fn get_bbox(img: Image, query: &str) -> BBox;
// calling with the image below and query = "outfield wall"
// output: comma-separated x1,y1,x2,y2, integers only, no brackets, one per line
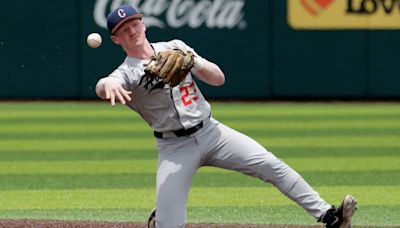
1,0,399,99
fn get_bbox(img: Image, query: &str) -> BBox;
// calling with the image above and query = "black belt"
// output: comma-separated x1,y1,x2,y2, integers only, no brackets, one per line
154,121,204,138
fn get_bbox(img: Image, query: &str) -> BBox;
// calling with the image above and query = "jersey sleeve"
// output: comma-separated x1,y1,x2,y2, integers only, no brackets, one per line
168,39,204,59
107,64,137,91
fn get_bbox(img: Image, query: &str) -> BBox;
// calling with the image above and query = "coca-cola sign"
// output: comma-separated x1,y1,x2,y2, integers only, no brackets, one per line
94,0,247,30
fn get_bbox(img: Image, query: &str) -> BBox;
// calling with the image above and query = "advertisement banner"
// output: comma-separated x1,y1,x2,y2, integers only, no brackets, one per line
93,0,247,30
288,0,400,29
80,0,272,98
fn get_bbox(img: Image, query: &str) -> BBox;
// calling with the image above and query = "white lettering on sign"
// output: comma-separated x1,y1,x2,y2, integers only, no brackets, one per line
94,0,246,29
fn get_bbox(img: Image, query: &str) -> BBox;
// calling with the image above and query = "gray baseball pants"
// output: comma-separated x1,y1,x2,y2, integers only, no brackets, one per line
155,118,331,228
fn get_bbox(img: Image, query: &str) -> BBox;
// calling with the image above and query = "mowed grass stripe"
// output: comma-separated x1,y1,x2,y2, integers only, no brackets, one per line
0,186,399,210
2,145,400,160
223,120,400,130
0,110,136,119
0,131,154,140
3,112,400,123
0,124,150,134
1,101,400,116
0,116,142,125
0,208,153,223
211,102,400,113
0,101,120,112
0,206,398,226
1,136,400,151
2,103,400,116
187,205,400,226
0,121,148,134
2,127,400,139
5,101,393,114
0,156,398,174
272,147,400,158
0,160,157,174
2,121,400,135
0,149,158,161
2,102,400,130
2,118,400,130
0,139,156,151
0,147,399,161
0,170,399,190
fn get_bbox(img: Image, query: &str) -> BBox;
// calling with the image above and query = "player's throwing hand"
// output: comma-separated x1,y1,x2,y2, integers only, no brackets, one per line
96,78,132,106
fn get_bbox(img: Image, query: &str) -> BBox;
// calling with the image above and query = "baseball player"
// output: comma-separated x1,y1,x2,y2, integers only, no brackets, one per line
95,5,357,228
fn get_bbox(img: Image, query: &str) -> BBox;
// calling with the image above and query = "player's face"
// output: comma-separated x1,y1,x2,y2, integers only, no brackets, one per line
112,19,146,50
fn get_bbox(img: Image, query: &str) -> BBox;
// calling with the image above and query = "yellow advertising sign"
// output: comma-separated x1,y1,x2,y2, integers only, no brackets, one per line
288,0,400,29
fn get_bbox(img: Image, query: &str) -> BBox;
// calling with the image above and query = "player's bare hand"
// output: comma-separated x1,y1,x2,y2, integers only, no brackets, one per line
104,84,132,106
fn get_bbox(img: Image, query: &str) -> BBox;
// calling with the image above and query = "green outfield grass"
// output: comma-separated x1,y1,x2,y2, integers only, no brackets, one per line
0,101,399,226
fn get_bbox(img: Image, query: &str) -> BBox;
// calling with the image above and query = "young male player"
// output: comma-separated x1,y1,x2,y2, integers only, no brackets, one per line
96,5,357,228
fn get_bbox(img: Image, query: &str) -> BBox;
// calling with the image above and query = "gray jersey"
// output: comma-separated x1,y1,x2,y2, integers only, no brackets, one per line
106,39,211,132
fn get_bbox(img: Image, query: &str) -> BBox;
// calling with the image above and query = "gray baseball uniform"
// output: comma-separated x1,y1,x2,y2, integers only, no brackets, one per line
98,39,331,227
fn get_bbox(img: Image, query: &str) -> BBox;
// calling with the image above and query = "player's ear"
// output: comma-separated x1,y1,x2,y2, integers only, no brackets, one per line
111,35,120,45
140,19,146,32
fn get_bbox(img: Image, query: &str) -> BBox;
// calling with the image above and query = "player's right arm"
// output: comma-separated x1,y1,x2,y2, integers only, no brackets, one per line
96,77,132,106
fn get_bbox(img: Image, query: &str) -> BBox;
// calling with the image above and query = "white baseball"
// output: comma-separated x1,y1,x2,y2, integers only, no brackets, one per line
87,33,102,48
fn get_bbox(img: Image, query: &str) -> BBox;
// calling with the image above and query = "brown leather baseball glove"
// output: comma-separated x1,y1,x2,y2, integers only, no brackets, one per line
144,49,195,87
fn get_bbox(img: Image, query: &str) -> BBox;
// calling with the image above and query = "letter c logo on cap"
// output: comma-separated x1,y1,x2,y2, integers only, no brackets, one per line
118,9,126,18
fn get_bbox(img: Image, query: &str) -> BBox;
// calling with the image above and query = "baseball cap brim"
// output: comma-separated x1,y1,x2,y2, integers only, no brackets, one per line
111,14,144,34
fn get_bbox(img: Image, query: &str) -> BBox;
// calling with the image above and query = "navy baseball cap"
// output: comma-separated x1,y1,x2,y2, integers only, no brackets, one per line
107,5,144,34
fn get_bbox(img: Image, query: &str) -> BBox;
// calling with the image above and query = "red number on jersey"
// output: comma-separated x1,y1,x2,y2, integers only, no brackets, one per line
180,82,199,106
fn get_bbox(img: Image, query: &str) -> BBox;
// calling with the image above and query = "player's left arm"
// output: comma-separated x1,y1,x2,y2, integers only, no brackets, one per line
191,57,225,86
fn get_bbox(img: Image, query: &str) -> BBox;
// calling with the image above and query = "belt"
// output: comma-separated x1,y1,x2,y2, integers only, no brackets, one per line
154,121,204,139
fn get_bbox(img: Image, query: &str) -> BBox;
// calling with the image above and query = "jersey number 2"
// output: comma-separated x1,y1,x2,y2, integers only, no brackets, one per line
180,82,199,106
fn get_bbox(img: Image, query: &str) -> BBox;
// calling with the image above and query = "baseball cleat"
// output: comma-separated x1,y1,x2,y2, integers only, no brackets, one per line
147,207,156,228
318,195,357,228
